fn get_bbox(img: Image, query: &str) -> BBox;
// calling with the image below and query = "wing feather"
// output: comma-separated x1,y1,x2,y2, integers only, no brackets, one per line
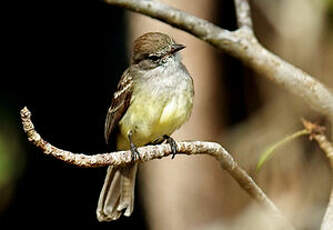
104,69,133,144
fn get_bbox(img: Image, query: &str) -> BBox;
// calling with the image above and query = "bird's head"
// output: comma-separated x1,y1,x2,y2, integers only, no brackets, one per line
131,32,185,69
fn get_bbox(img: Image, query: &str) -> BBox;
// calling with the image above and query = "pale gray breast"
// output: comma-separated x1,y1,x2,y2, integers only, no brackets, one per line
135,57,193,100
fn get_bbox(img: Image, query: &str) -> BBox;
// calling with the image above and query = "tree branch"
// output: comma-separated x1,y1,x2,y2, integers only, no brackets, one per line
20,106,295,229
234,0,253,29
302,120,333,230
106,0,235,44
104,0,333,118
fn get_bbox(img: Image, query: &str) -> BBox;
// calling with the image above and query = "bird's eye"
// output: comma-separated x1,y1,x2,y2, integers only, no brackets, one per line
148,55,159,61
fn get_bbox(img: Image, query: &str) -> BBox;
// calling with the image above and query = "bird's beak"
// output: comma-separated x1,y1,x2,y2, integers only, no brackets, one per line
171,43,186,53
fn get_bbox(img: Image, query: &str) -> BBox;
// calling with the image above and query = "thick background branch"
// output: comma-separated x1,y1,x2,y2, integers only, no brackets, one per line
104,0,333,118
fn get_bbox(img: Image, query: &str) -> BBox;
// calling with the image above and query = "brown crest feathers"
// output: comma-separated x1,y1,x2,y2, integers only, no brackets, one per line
131,32,173,64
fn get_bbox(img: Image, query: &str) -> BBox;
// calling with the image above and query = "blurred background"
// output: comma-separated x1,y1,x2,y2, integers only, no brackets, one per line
1,0,333,229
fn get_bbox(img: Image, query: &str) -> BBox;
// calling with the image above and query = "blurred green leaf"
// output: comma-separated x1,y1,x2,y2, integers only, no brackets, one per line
0,110,26,213
256,129,310,172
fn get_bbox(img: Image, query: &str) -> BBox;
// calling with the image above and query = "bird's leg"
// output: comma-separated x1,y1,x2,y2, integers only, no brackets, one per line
128,130,141,161
163,135,178,159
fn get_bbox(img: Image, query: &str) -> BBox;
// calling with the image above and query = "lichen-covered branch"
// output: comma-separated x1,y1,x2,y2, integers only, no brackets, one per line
20,106,295,229
104,0,333,118
302,119,333,167
302,120,333,230
234,0,253,29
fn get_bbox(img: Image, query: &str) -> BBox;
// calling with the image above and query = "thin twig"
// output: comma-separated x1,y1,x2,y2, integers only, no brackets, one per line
302,119,333,230
302,119,333,167
104,0,333,119
234,0,253,29
20,106,295,229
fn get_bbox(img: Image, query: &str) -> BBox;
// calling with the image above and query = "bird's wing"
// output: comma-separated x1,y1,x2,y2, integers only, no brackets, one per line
104,69,134,144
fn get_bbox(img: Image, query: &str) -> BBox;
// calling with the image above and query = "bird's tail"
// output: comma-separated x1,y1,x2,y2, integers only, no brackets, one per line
96,163,138,221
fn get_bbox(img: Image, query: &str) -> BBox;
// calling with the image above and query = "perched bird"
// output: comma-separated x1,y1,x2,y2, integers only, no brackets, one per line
96,32,194,221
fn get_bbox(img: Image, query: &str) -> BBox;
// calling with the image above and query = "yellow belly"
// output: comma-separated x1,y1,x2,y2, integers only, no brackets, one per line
116,93,193,150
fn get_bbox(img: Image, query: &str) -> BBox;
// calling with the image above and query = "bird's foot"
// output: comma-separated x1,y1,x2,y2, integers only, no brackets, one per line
163,135,178,159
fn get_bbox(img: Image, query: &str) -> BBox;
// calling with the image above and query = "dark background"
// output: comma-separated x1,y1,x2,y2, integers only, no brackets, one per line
1,0,147,228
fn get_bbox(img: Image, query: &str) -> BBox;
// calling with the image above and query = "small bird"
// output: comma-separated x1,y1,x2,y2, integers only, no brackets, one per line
96,32,194,221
